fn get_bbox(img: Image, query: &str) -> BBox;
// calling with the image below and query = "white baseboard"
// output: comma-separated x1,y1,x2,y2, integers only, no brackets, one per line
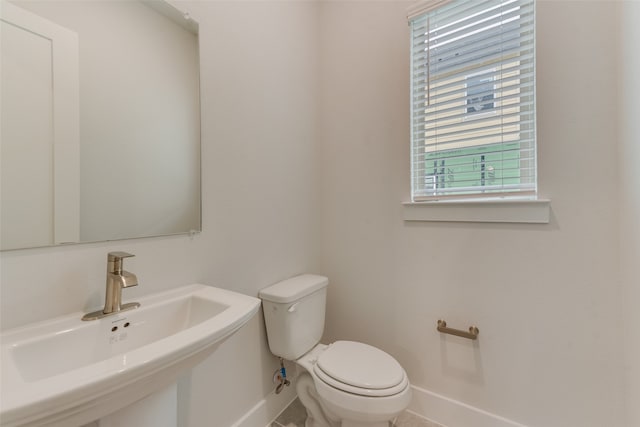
407,385,529,427
228,384,297,427
229,382,527,427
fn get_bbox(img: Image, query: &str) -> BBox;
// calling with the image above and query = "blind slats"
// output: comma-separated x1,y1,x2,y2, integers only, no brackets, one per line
412,63,534,98
412,90,535,123
409,0,536,200
412,147,536,163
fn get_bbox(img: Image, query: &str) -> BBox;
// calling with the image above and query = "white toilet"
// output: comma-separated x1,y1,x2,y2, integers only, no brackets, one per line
259,274,412,427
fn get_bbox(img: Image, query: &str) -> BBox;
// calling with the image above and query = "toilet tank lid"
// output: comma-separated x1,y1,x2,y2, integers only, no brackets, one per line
259,274,328,303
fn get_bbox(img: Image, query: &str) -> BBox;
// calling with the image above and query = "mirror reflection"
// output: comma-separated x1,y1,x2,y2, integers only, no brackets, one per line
1,0,201,251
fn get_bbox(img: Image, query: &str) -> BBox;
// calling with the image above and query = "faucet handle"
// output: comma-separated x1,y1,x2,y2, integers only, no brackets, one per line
108,251,135,261
107,252,135,275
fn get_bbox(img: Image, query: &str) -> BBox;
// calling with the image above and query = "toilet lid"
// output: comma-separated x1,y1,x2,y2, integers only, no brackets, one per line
314,341,406,396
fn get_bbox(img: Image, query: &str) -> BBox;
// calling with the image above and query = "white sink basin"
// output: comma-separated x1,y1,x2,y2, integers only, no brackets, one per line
0,284,261,427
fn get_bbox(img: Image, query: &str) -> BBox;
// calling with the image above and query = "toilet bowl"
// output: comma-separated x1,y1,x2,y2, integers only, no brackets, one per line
259,274,412,427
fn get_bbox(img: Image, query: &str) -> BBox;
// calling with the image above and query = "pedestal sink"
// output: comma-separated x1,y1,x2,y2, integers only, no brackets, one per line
0,284,261,427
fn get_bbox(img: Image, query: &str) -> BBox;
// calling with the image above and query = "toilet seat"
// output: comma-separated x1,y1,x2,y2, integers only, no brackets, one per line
313,341,408,397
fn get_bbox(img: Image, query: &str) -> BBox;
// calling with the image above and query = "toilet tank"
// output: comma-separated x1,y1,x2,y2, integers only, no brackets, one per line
259,274,328,360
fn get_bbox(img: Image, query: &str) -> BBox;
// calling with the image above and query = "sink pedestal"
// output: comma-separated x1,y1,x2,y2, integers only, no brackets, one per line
81,384,177,427
93,383,177,427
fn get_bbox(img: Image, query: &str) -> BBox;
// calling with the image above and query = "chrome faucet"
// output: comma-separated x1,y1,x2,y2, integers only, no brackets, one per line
82,252,140,321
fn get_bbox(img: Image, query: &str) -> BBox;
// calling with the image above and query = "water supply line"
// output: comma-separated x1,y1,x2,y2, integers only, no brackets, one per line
274,357,291,394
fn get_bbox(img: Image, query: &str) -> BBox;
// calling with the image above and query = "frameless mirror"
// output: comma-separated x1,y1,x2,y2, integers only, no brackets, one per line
1,0,201,251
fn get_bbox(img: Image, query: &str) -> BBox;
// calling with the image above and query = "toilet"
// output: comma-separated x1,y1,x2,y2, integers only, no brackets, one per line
259,274,411,427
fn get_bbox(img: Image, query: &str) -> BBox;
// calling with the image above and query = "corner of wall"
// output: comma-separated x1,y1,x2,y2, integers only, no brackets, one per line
619,2,640,426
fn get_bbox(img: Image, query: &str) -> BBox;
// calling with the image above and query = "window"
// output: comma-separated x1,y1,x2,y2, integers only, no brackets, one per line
409,0,536,201
465,71,496,115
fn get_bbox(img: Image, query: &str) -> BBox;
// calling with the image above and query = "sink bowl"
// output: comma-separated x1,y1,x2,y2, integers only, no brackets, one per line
0,284,261,427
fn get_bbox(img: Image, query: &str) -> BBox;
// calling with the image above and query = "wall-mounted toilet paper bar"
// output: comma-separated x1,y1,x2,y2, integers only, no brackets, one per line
437,320,479,340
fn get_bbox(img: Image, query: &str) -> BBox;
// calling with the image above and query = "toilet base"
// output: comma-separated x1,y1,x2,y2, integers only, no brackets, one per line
295,370,403,427
297,372,339,427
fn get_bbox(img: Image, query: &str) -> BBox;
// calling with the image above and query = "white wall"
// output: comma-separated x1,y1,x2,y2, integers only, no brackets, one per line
0,1,319,426
318,1,626,427
175,1,320,425
620,1,640,425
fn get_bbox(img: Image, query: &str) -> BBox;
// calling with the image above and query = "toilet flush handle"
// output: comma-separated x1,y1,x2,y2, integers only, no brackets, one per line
287,303,298,313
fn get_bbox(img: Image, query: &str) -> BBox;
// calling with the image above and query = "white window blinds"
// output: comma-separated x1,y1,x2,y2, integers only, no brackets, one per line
409,0,536,200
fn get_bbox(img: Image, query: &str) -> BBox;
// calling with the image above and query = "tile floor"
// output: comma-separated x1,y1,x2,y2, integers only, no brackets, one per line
270,398,445,427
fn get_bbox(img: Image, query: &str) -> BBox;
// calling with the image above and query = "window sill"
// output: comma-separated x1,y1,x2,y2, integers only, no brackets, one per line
402,198,550,224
